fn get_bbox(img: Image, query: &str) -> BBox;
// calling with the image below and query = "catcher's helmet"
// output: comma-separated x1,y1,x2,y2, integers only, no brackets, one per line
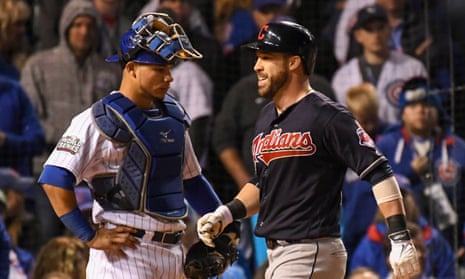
244,21,317,74
106,12,202,66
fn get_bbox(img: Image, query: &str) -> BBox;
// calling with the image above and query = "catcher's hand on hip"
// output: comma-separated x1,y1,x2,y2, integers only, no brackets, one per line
197,205,233,247
388,230,421,278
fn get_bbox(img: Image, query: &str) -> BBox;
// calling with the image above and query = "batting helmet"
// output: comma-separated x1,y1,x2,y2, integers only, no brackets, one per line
244,21,317,74
106,12,202,66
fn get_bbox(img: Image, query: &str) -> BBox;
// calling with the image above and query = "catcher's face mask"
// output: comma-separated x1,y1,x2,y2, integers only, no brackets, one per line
106,12,202,65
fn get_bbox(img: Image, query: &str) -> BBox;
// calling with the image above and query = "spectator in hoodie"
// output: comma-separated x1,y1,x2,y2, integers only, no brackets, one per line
20,0,121,245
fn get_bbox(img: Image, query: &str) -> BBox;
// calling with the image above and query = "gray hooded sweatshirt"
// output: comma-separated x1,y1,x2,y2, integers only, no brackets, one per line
21,0,121,146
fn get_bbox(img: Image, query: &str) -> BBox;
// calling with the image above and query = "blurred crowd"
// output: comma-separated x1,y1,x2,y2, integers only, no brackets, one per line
1,0,465,278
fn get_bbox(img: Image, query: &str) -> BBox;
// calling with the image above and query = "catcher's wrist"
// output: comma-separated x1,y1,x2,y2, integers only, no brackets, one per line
225,198,247,220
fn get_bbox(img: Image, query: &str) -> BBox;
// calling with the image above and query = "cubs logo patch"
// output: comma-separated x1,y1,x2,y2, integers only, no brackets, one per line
252,129,316,166
435,159,461,187
56,136,82,154
384,79,404,107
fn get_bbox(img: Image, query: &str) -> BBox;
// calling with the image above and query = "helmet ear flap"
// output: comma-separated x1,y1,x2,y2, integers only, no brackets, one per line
305,47,317,75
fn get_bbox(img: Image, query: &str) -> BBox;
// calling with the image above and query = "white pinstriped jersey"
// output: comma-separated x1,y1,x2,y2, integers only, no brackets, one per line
332,51,427,124
45,107,202,232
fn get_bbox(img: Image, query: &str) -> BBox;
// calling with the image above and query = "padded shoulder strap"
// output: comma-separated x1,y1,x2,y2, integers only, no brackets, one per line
164,94,191,127
92,97,132,143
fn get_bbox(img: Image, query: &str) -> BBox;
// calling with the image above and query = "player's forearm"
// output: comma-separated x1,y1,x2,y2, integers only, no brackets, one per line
219,148,252,188
42,184,79,216
42,183,96,243
372,176,406,216
234,182,260,218
377,199,405,219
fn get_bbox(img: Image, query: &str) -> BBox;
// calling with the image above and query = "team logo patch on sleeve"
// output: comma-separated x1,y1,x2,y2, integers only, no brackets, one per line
356,126,375,149
56,136,82,154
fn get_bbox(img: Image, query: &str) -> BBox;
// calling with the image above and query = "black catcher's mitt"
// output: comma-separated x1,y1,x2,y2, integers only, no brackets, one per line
184,221,240,279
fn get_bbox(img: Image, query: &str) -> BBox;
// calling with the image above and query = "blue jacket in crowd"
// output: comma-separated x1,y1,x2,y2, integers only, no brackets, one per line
0,75,45,175
350,219,455,278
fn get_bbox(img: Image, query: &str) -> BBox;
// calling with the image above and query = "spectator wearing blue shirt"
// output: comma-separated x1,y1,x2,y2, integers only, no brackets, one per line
350,187,455,278
0,75,45,176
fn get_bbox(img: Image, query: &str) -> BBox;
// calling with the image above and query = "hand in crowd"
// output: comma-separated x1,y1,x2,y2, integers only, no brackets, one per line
410,156,429,175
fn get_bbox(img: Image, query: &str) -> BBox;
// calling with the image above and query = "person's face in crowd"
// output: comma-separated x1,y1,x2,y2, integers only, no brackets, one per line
349,270,380,279
160,0,189,23
253,4,283,28
253,51,291,99
127,62,174,106
355,20,390,55
402,101,439,137
93,0,120,17
5,189,25,219
3,17,28,51
67,15,98,58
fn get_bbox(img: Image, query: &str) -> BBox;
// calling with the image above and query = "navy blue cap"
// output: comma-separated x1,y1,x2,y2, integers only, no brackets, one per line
352,4,388,31
398,77,451,132
253,0,286,9
398,77,444,112
0,168,35,194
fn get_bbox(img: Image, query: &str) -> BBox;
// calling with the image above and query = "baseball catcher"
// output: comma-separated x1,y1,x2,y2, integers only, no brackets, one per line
184,221,240,279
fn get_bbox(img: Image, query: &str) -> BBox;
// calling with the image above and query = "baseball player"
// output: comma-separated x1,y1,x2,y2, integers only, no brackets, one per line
37,12,225,279
197,21,420,278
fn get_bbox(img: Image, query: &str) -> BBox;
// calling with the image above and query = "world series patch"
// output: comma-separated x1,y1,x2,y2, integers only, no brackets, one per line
56,136,82,154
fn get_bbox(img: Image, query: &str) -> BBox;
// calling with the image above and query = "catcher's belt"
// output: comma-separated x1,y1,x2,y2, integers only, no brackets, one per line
103,223,184,244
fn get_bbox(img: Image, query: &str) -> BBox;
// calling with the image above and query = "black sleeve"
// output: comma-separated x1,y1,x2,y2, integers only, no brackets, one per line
363,161,394,185
323,110,387,177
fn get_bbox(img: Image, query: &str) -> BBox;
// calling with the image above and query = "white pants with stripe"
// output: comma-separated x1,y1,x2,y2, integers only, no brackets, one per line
265,237,347,279
86,240,186,279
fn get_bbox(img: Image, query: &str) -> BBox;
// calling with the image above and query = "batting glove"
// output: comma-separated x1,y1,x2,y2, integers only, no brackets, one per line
197,205,233,247
388,230,421,278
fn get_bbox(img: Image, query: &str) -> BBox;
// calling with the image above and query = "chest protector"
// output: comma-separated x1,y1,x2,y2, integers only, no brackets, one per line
91,92,190,219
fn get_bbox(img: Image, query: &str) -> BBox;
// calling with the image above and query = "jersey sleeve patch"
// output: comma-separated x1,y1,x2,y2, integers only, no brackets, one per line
56,135,82,154
355,121,375,149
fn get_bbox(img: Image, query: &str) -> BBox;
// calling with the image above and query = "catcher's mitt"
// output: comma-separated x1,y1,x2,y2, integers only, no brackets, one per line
184,221,240,279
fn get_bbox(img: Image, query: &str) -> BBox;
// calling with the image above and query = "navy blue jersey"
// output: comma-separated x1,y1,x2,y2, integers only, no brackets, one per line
252,91,387,240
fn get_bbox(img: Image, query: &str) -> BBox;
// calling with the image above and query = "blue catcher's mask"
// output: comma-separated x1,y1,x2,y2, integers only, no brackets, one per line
106,12,202,66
